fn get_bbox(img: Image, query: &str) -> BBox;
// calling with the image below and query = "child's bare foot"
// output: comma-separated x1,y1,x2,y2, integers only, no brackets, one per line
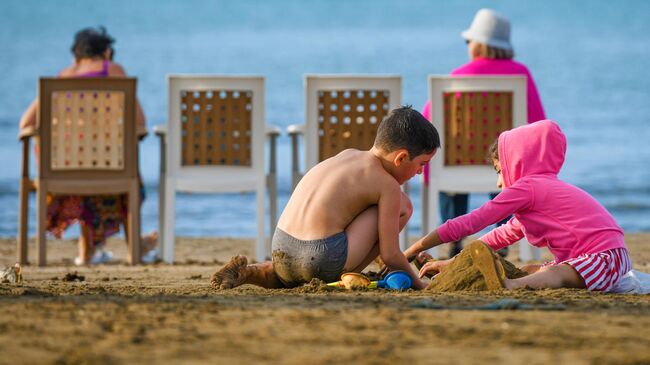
210,255,251,289
140,232,159,264
468,241,507,290
141,232,158,252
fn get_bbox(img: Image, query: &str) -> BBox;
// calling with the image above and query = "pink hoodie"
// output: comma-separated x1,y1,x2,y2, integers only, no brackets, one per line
437,120,626,263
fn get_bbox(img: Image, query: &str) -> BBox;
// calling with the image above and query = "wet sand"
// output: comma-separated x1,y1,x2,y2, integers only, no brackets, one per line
1,234,649,365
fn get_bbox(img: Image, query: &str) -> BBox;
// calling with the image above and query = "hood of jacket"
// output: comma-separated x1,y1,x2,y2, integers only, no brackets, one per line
498,119,566,188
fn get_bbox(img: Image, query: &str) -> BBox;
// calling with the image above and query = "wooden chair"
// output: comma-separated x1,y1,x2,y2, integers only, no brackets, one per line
18,77,142,266
423,75,540,261
154,75,279,264
287,75,411,248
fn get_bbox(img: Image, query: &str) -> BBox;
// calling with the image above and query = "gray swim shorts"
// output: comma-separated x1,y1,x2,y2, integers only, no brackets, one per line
271,228,348,287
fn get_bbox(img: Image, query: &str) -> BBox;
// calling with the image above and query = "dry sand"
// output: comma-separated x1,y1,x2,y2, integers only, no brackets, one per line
1,234,649,365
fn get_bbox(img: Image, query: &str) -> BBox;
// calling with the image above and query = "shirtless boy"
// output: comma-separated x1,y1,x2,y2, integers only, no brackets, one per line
211,106,440,290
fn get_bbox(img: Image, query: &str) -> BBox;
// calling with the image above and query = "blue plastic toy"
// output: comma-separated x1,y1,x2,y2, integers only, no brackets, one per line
376,271,412,290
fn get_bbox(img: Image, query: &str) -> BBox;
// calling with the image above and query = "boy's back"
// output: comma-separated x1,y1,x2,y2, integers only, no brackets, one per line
278,149,397,240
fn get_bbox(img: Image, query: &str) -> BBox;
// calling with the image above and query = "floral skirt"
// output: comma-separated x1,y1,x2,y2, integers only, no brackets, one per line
46,186,145,247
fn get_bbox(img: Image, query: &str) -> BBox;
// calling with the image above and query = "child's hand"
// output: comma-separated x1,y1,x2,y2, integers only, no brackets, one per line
418,258,453,278
412,277,428,290
414,251,434,267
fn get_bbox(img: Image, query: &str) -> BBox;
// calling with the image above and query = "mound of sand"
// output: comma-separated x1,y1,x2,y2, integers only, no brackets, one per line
427,241,528,292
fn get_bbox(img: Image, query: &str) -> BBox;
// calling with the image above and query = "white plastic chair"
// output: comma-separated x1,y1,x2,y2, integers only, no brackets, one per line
423,75,540,261
287,75,411,249
154,75,279,263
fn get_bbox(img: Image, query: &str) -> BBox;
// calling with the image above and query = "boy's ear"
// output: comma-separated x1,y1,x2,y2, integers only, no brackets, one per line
393,149,410,166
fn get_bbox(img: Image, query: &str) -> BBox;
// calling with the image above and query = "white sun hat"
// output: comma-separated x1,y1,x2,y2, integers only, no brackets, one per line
461,8,513,51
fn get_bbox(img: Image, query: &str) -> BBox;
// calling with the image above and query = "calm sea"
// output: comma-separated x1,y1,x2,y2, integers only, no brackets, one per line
1,0,649,239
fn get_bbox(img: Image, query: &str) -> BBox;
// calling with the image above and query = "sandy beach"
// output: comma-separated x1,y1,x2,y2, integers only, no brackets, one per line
0,234,648,365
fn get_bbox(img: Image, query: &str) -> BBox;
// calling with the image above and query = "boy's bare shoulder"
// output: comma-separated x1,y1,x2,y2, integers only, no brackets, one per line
337,149,399,188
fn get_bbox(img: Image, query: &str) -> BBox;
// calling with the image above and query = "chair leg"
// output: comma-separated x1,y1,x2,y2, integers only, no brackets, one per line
161,181,176,264
518,239,541,263
425,184,440,259
36,186,47,267
158,134,166,255
127,182,141,265
256,181,266,263
289,132,301,191
421,181,429,234
18,178,30,265
158,175,166,259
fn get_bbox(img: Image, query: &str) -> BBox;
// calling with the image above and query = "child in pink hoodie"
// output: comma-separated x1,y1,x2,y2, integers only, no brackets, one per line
404,120,632,292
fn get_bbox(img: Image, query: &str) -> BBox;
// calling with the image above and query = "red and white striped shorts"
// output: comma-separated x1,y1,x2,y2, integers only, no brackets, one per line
549,248,632,292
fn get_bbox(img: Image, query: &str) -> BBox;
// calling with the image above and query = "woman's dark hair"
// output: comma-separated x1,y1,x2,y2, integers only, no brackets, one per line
71,26,115,59
374,105,441,159
488,138,499,162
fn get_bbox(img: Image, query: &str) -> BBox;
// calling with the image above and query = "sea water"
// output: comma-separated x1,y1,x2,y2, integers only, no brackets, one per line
0,0,648,239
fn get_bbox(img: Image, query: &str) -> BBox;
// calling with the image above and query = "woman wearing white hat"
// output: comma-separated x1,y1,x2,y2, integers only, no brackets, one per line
421,8,546,258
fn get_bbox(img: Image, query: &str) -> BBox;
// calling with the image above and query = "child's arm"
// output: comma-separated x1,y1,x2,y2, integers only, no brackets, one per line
478,217,525,250
436,182,532,245
18,99,38,137
403,229,443,260
377,183,427,289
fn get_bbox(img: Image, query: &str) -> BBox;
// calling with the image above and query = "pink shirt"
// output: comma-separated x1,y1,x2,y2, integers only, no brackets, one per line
422,58,546,184
437,120,626,263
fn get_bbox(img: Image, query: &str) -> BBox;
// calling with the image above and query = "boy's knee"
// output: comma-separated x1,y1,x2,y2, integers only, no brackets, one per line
400,192,413,218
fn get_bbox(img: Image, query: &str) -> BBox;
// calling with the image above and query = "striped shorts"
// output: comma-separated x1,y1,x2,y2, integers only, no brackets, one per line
548,248,632,292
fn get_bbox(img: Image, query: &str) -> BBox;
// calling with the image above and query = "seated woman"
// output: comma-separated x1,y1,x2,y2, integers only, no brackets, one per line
19,26,157,265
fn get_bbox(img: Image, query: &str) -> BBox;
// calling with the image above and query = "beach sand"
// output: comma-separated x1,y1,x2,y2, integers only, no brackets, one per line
1,234,649,365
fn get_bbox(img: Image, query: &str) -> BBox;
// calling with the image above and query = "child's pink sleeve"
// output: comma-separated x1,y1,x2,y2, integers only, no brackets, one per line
437,181,532,244
479,217,525,250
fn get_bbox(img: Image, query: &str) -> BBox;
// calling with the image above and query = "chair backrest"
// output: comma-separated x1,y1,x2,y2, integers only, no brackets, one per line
167,75,265,188
428,75,527,192
304,75,401,169
38,77,138,181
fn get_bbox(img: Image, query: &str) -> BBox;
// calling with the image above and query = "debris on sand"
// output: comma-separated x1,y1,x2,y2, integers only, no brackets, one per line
411,298,566,311
62,271,85,282
427,241,527,292
0,264,22,284
296,278,336,293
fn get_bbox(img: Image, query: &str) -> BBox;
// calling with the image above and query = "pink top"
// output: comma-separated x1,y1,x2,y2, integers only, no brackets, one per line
437,120,626,263
422,58,546,184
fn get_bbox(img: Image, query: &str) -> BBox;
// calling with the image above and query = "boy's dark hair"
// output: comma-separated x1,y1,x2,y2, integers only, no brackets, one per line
71,26,115,59
374,105,440,158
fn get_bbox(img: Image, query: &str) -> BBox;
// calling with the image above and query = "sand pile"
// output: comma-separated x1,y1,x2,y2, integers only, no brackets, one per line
427,241,527,292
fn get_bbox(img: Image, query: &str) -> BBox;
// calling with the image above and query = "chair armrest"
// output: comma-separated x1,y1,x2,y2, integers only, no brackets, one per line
266,124,281,174
287,124,304,190
266,125,281,137
18,127,37,141
19,132,32,180
153,124,167,138
287,124,304,136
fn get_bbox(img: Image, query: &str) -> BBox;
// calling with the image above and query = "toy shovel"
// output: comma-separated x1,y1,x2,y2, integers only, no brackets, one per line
327,273,371,289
